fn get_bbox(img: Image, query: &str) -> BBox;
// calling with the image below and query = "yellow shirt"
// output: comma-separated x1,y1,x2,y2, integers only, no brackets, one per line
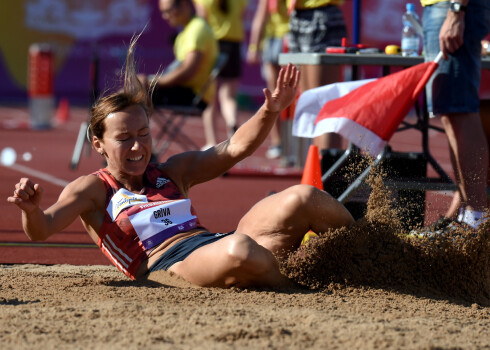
421,0,446,6
265,0,290,39
288,0,344,10
174,17,218,103
193,0,247,42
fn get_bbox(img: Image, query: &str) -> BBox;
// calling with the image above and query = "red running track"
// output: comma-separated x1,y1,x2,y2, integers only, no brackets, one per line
0,105,453,265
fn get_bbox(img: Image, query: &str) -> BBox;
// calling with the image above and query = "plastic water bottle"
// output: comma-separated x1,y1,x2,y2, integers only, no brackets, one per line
401,3,421,57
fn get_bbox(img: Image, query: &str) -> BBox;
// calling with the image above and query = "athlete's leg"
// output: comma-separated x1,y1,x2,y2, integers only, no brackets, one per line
236,184,354,256
169,186,353,289
168,233,292,288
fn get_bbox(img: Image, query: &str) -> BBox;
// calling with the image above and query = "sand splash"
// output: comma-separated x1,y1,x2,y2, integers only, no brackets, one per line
281,170,490,305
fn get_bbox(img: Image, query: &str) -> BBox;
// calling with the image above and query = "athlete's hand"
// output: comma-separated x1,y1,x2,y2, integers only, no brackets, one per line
7,178,43,213
263,63,300,113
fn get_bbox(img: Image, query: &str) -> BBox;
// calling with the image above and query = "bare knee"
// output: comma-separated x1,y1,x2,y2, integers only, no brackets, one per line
282,184,354,228
222,234,279,285
281,184,322,214
226,234,266,270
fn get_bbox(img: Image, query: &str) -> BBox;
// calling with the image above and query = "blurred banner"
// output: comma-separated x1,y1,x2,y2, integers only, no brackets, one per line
24,0,150,39
0,0,488,105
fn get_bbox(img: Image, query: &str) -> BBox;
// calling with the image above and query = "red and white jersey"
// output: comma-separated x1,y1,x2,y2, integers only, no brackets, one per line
92,164,203,280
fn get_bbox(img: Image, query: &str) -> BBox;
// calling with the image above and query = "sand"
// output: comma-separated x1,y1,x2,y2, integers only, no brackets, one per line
0,264,488,349
1,173,489,349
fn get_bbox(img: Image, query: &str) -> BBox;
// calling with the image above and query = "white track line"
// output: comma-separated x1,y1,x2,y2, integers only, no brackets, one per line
0,242,97,248
0,107,30,118
3,163,69,187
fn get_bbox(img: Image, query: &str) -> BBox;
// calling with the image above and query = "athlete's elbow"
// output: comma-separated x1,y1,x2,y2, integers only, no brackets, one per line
24,227,50,242
25,232,47,242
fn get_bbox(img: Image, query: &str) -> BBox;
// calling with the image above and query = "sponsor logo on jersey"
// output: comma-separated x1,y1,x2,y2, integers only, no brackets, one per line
107,188,148,221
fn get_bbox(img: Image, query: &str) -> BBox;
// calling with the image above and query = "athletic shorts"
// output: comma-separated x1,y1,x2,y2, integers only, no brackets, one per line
152,86,207,111
423,0,490,116
218,41,242,79
288,5,347,54
262,37,284,65
146,231,235,272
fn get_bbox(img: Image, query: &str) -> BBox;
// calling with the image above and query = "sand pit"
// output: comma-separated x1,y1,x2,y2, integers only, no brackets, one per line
0,264,489,349
1,172,489,349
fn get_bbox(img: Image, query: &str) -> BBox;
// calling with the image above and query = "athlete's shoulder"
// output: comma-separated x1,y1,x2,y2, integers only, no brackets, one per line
64,173,106,197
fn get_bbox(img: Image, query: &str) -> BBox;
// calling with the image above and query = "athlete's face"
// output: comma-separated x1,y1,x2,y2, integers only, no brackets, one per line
96,104,152,180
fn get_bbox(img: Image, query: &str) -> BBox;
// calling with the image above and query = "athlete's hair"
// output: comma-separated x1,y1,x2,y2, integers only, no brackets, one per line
88,31,156,141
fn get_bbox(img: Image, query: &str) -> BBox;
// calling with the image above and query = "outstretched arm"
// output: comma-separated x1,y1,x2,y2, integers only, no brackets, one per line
226,63,299,154
163,64,300,192
7,176,102,241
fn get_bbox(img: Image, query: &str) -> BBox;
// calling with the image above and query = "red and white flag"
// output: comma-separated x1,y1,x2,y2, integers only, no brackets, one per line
292,59,440,156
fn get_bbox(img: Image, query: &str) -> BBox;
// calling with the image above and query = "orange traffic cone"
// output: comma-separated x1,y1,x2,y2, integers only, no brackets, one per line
55,98,70,123
301,144,324,190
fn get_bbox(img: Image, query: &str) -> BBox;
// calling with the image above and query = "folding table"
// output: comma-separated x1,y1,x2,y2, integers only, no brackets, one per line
278,53,490,222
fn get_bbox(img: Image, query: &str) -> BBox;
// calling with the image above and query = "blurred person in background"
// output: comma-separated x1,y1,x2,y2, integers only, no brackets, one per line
288,0,348,154
247,0,290,160
139,0,217,113
194,0,247,150
414,0,490,233
137,0,219,153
